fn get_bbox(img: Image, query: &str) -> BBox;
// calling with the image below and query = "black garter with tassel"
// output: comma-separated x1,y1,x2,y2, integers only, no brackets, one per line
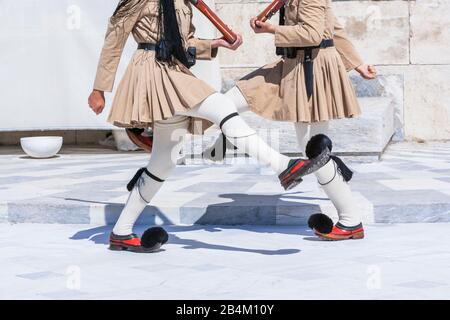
126,168,164,192
127,168,147,192
306,134,353,182
330,155,353,182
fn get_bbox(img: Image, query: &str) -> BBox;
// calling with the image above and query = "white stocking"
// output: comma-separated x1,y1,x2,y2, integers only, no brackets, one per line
226,86,251,114
180,92,290,174
294,122,361,227
112,116,189,236
202,87,253,162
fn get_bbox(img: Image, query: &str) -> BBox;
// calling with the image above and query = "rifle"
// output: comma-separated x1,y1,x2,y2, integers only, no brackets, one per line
256,0,288,22
189,0,237,44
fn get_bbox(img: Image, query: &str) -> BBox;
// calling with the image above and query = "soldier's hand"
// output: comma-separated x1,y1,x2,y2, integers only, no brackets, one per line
88,90,105,115
356,64,377,80
212,33,243,51
251,18,275,34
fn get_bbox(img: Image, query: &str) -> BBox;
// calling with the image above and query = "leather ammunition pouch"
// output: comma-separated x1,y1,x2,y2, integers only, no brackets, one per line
185,47,196,68
155,40,173,61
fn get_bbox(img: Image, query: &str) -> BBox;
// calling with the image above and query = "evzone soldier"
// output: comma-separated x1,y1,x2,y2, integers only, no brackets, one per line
203,0,377,240
88,0,330,252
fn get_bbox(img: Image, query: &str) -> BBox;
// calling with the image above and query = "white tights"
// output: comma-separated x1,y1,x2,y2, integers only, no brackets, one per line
293,122,361,227
113,116,189,236
113,92,291,235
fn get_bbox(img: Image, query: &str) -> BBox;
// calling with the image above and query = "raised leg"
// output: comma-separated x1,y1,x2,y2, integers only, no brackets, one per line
202,86,251,161
181,92,291,174
226,86,251,114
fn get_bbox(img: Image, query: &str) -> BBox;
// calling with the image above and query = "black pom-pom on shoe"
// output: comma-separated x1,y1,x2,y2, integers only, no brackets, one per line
308,213,333,234
141,227,169,250
306,134,333,159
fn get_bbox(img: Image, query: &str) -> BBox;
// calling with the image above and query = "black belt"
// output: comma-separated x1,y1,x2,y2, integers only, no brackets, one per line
138,43,157,51
281,39,334,99
137,43,197,69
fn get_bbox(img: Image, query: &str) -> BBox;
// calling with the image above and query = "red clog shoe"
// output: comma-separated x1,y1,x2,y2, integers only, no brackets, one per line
109,227,169,253
109,233,142,251
315,222,365,241
278,148,330,190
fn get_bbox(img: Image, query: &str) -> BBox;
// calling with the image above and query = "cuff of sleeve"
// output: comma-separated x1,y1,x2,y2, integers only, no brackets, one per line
93,81,113,93
93,85,112,93
195,39,218,60
211,46,219,59
344,56,364,72
93,69,114,93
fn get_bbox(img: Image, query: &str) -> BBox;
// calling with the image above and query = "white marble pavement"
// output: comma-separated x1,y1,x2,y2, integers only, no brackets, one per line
0,222,449,299
0,142,449,225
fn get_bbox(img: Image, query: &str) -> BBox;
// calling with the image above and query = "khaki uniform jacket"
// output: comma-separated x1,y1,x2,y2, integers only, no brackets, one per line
237,0,363,123
93,0,217,131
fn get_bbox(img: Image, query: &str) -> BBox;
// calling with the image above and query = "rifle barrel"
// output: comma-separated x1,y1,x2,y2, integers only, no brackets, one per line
257,0,287,22
189,0,237,44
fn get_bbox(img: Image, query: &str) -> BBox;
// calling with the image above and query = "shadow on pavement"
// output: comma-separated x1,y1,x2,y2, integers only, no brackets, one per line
192,192,325,226
68,188,324,255
70,224,308,256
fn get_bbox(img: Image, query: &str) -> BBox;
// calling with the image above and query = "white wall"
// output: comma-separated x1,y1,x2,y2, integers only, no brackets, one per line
216,0,450,141
0,0,221,131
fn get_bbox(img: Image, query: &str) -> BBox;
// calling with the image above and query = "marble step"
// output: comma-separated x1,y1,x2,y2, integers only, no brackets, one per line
3,154,450,226
1,176,374,227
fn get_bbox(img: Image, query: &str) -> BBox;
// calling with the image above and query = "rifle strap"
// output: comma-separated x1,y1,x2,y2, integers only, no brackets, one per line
275,5,286,56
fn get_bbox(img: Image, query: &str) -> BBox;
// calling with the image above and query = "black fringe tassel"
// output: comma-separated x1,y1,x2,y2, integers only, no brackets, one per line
330,155,353,182
127,167,146,192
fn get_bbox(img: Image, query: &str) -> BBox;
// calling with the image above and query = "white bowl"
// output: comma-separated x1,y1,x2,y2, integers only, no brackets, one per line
20,136,63,158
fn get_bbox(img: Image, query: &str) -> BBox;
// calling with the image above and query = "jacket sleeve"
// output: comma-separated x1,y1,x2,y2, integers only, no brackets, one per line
187,22,218,60
333,15,363,71
93,2,146,92
274,0,326,47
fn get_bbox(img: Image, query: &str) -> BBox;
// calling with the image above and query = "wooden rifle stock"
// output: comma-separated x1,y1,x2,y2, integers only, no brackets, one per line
256,0,287,22
189,0,237,44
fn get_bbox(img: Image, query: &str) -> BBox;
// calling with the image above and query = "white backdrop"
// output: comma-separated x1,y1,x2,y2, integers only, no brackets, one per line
0,0,221,131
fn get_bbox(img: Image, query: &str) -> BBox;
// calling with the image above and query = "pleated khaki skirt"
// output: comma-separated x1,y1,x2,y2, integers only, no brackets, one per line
107,49,216,134
237,47,361,123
